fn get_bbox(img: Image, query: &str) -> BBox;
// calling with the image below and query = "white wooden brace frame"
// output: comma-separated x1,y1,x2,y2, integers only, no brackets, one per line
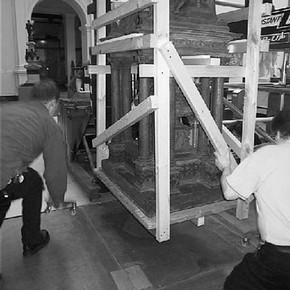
90,0,264,241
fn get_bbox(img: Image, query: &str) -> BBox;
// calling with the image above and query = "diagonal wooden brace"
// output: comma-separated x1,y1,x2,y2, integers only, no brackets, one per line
158,41,237,167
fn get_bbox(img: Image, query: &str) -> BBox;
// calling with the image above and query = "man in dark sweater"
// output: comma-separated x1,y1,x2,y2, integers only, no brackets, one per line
0,79,71,256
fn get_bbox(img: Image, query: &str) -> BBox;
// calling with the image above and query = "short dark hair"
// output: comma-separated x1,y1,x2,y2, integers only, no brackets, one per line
30,79,60,102
271,110,290,139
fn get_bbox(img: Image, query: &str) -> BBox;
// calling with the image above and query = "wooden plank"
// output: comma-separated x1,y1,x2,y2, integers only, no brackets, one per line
92,0,158,30
215,1,244,8
159,42,236,164
87,65,111,75
237,0,263,220
87,65,138,75
191,217,205,227
241,0,262,161
92,95,158,148
91,34,157,55
154,0,170,242
228,39,269,53
95,0,108,169
169,200,237,224
222,125,242,158
139,64,246,78
110,265,152,290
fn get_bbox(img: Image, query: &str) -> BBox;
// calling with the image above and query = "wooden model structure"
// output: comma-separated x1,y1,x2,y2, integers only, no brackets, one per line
87,0,270,242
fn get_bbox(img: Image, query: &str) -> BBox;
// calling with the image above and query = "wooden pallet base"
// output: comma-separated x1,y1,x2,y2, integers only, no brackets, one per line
94,169,237,230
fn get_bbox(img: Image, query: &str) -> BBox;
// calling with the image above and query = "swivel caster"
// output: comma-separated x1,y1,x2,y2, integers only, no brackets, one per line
69,202,77,216
242,231,260,248
44,204,53,214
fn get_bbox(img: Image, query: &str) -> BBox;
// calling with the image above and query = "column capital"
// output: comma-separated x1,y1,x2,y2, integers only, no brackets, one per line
79,24,92,32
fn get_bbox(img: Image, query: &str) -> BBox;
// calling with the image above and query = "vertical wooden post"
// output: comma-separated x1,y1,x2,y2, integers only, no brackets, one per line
236,0,263,219
170,79,176,163
95,0,107,169
154,0,170,242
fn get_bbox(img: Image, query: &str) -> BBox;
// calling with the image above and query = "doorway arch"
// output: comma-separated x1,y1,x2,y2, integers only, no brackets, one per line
14,0,93,87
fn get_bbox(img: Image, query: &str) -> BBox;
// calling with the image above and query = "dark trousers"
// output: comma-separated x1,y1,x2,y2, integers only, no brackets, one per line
224,242,290,290
0,167,43,246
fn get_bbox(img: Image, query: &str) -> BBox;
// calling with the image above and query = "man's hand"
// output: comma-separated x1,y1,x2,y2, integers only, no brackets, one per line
53,201,75,210
46,199,75,211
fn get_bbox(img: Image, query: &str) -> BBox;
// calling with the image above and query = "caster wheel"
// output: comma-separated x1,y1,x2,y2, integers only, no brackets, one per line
45,205,52,214
241,231,260,248
242,236,250,248
69,203,77,216
70,209,77,216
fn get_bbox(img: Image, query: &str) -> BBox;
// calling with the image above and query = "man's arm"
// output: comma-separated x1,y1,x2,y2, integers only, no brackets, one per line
43,129,67,207
215,151,240,201
220,165,240,200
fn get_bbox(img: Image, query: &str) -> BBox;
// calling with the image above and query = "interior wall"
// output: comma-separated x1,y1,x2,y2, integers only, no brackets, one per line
0,0,91,98
1,0,18,96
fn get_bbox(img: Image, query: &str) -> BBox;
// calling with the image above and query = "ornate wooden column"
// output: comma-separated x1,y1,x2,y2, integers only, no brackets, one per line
198,78,211,154
134,75,155,193
120,60,133,141
108,56,133,163
211,78,224,131
138,77,153,162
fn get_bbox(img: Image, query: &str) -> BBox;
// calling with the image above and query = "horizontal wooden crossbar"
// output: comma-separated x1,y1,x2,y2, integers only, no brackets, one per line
91,0,158,30
139,64,246,78
88,64,245,78
92,95,158,147
91,34,157,55
87,65,138,75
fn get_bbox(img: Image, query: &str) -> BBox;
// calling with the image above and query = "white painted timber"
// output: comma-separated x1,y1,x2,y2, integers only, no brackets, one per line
96,0,108,169
92,0,158,30
88,64,245,78
92,95,158,148
154,0,170,242
237,0,263,220
139,64,246,78
222,125,242,158
91,34,157,55
228,39,269,53
87,65,138,75
87,65,111,75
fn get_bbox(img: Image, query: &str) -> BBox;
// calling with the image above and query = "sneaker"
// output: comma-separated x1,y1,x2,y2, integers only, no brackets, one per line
23,229,50,256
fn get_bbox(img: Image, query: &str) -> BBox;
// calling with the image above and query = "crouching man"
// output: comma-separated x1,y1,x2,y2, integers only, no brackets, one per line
215,110,290,289
0,79,72,256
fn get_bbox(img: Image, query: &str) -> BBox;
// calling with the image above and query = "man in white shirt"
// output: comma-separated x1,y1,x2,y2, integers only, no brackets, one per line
215,110,290,290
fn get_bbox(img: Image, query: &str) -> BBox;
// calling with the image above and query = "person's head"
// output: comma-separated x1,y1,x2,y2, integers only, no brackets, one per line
31,79,60,116
271,110,290,143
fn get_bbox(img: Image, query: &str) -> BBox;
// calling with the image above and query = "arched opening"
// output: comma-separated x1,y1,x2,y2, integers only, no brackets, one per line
29,0,86,91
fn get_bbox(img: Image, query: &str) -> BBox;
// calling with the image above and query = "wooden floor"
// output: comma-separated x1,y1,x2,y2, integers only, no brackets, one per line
1,195,258,290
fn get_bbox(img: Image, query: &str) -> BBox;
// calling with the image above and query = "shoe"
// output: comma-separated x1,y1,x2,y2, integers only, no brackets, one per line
23,229,50,256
